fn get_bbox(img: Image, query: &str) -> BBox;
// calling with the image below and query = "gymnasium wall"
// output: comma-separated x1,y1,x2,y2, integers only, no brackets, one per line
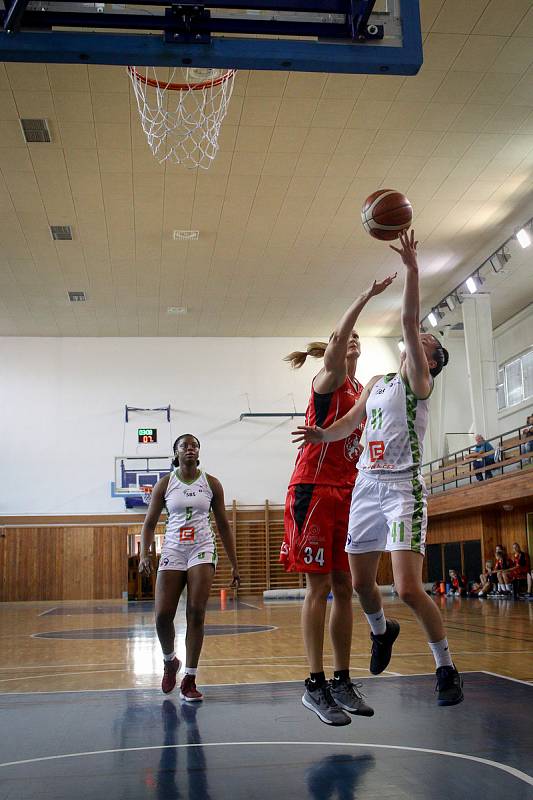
494,304,533,433
0,335,399,514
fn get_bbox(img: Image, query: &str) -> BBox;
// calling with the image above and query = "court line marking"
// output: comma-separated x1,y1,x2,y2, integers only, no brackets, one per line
0,741,531,786
9,673,505,696
0,666,401,683
481,670,533,687
0,669,126,684
2,652,531,672
38,608,59,617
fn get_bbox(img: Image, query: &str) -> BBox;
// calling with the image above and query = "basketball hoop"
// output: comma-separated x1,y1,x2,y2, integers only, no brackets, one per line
127,66,236,169
140,485,153,505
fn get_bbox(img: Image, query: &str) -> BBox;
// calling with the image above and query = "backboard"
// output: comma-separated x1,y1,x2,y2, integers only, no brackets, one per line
112,456,172,509
0,1,422,75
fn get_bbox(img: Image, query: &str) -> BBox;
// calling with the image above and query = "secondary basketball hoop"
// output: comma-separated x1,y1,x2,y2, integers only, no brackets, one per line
140,485,153,505
128,66,236,169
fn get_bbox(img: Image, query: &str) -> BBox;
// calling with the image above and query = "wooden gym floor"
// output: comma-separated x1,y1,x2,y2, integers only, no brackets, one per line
0,594,531,692
1,596,532,799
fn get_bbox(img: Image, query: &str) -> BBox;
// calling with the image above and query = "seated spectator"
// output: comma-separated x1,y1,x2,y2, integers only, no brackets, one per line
498,542,529,597
468,434,495,481
475,560,495,597
490,545,510,595
447,569,466,596
521,414,533,463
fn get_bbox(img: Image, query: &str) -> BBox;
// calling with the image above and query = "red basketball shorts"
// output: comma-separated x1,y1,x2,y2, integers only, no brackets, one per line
280,484,352,574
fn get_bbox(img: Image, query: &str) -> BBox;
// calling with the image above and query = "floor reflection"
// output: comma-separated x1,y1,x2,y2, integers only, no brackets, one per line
307,753,376,800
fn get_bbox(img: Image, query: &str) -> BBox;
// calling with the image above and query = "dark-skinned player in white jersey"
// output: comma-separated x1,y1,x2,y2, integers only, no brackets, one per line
140,434,240,700
281,273,396,726
294,230,463,707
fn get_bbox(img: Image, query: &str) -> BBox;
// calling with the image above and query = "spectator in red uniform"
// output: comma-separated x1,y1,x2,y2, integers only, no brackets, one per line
497,542,529,597
280,273,396,726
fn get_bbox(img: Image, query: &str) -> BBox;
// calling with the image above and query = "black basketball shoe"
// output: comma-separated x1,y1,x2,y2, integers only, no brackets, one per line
369,619,400,675
435,665,464,706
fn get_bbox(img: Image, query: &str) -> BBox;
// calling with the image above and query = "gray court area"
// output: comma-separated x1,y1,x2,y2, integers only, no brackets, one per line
1,674,532,800
33,624,275,640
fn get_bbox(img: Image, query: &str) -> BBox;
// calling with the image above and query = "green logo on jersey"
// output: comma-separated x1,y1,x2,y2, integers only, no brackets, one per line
370,408,383,430
197,552,205,560
185,506,193,522
391,521,405,544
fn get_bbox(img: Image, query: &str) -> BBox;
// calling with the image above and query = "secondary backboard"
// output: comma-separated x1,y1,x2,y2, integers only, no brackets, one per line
112,456,172,509
0,1,422,75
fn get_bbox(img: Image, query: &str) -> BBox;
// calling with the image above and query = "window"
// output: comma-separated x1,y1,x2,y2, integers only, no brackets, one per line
498,348,533,410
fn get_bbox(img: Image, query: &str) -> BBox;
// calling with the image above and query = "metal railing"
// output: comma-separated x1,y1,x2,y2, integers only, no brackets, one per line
422,425,533,495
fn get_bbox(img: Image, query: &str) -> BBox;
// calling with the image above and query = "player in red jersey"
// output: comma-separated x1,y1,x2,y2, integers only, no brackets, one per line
497,542,529,597
280,274,396,726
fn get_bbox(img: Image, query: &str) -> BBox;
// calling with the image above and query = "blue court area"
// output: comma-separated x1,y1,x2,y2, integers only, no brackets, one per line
33,624,274,640
1,674,531,800
39,599,257,616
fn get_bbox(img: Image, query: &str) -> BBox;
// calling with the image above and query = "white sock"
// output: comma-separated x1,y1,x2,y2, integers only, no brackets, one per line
506,584,512,591
163,651,176,662
429,638,453,669
365,609,387,636
185,667,197,676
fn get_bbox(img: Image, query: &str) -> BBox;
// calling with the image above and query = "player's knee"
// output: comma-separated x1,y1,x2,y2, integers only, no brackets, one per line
331,576,352,602
352,576,374,596
396,583,422,606
306,577,331,600
186,604,206,628
155,608,174,629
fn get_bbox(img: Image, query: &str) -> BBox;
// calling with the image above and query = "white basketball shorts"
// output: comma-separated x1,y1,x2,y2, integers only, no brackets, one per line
158,537,218,572
345,471,427,555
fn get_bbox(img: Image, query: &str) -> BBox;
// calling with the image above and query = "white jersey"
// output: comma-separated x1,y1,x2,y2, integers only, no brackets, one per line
163,470,215,547
358,372,431,476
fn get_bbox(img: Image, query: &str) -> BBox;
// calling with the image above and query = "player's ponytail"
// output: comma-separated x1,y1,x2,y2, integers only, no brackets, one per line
284,341,328,369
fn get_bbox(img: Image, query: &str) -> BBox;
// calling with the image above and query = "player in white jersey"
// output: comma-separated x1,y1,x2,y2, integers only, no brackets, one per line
139,434,240,700
293,230,463,707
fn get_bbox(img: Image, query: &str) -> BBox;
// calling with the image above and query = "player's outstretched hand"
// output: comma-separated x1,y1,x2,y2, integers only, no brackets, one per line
292,425,324,446
367,272,397,297
390,228,418,270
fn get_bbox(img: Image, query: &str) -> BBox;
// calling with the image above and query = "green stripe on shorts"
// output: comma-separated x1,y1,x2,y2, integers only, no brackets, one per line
405,383,423,553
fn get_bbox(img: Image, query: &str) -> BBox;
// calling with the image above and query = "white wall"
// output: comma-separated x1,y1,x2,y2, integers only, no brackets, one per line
0,336,399,514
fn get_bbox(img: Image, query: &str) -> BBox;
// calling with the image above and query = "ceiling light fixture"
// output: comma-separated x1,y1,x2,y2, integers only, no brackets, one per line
516,227,531,249
423,214,532,326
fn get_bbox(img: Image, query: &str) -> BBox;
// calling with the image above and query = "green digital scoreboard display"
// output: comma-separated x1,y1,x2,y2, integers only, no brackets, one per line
138,428,157,444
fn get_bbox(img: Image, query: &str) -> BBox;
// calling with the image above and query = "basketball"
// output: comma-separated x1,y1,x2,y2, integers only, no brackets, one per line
361,189,413,241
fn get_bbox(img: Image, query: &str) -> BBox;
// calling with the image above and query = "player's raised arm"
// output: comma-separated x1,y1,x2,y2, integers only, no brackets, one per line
320,277,396,389
390,229,432,399
292,376,382,446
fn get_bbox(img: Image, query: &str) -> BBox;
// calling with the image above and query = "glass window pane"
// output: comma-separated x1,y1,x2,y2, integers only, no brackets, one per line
505,358,523,406
522,350,533,401
497,384,506,410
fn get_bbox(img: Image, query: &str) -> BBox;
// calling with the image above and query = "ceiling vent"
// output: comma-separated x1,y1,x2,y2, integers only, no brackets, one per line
173,230,199,241
20,118,51,143
50,225,73,241
68,291,87,302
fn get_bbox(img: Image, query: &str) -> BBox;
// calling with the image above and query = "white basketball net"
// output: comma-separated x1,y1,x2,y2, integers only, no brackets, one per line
140,486,153,505
128,66,236,169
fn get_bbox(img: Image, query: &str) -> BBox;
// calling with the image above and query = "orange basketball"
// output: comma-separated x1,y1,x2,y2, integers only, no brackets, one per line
361,189,412,241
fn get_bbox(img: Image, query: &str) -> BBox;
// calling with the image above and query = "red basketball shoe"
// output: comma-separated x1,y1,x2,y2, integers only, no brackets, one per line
161,657,181,694
180,673,203,702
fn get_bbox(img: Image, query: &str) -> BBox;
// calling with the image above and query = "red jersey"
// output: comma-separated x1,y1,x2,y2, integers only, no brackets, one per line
289,375,365,489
